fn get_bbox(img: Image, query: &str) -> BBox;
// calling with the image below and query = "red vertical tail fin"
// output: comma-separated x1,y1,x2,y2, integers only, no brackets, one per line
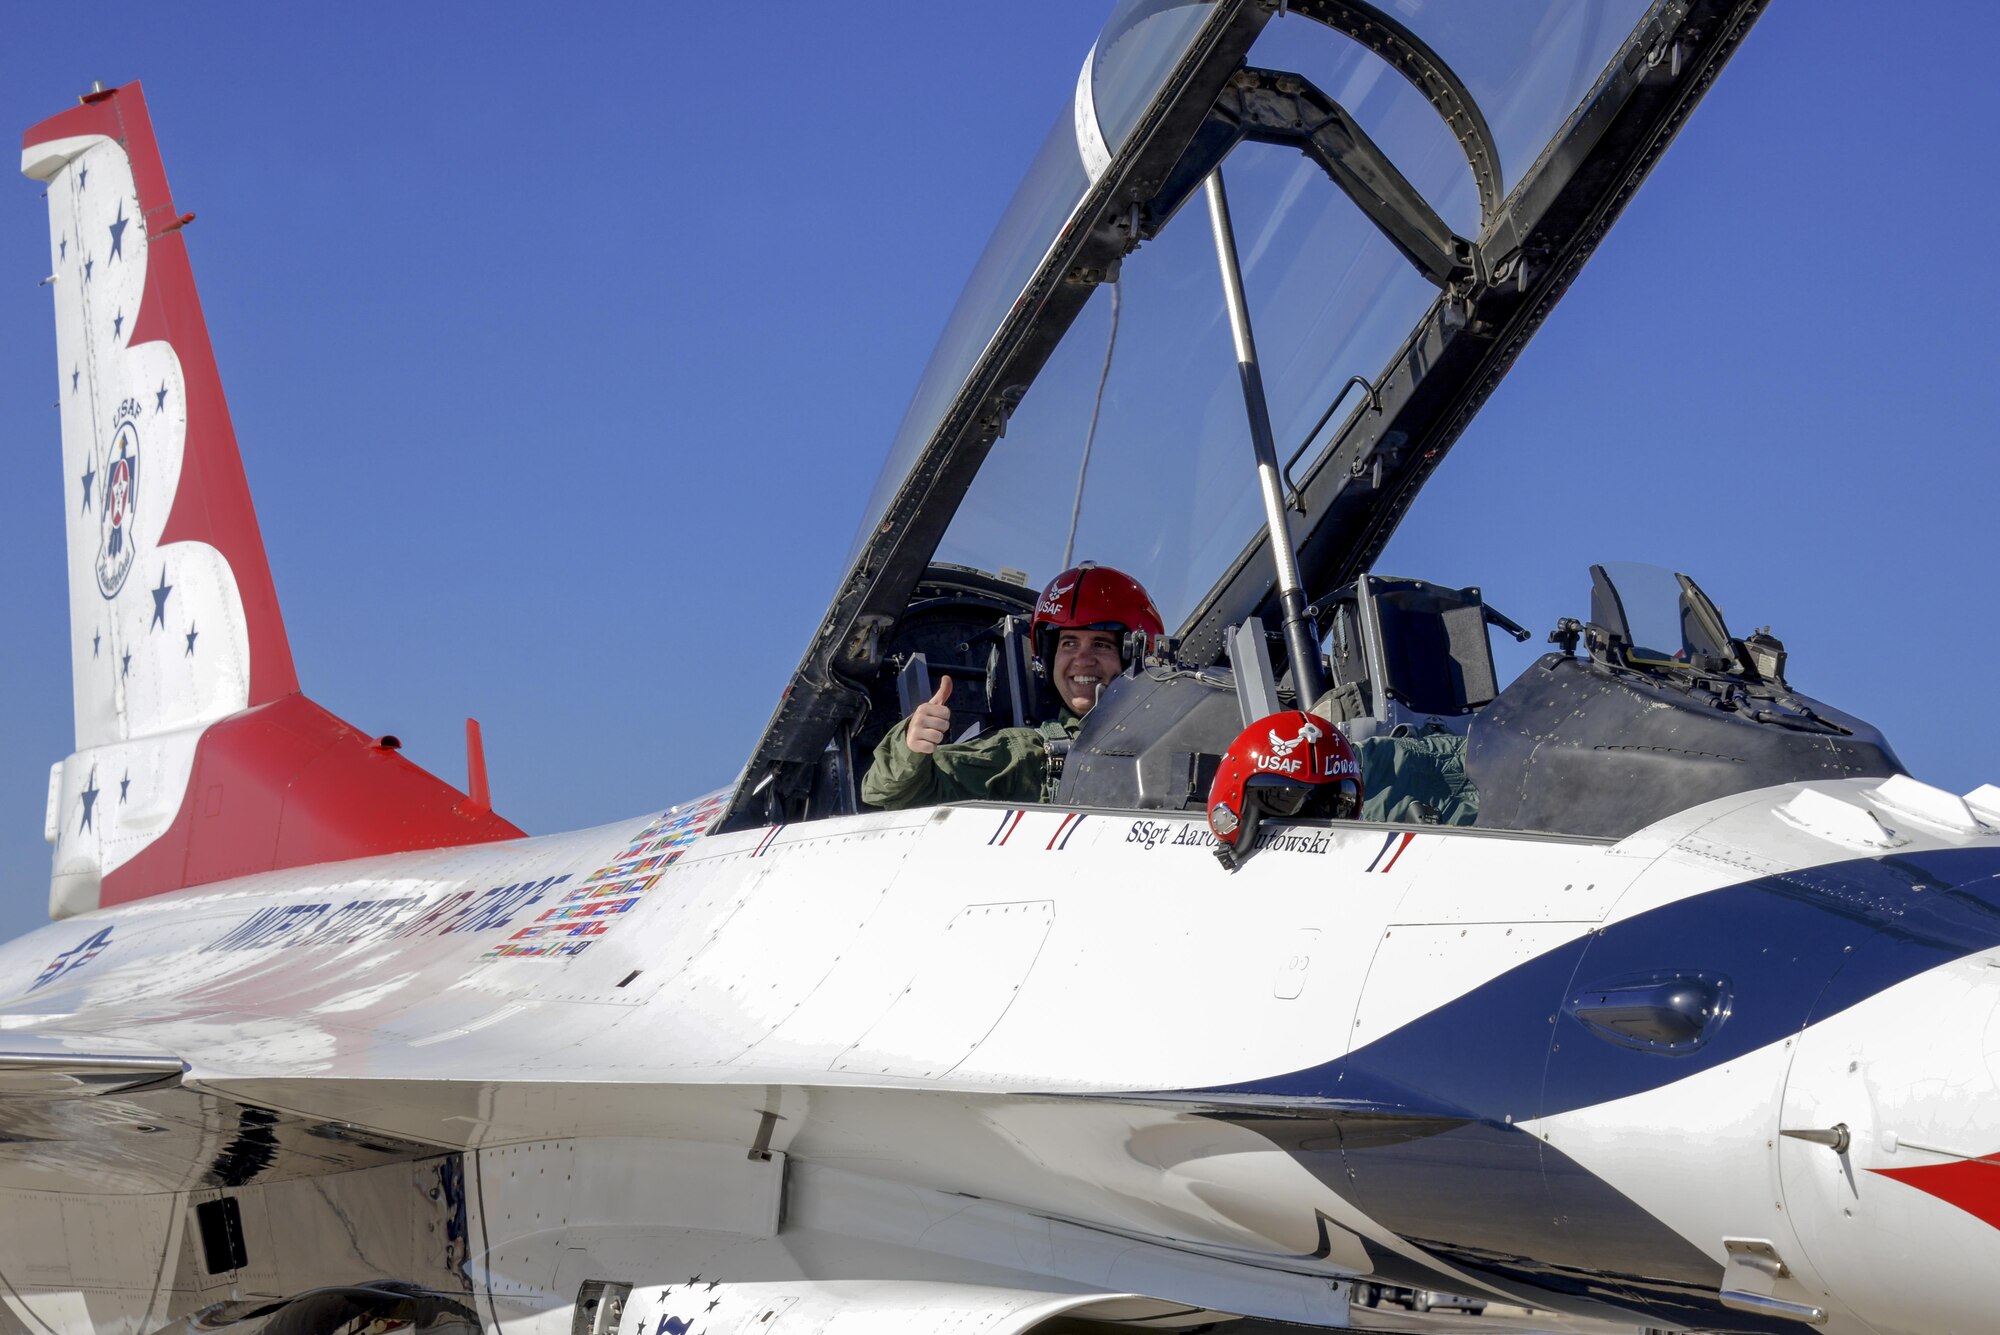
24,84,522,916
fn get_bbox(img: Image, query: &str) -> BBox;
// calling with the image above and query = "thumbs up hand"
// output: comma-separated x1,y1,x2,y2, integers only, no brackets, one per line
906,675,953,755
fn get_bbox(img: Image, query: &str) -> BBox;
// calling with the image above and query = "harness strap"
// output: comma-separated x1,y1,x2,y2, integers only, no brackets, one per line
1036,720,1074,804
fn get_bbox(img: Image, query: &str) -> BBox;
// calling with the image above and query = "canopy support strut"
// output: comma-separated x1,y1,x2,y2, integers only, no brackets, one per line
1203,169,1328,709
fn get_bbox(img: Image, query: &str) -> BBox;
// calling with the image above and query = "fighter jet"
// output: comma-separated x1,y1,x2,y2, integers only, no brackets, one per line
6,4,1994,1335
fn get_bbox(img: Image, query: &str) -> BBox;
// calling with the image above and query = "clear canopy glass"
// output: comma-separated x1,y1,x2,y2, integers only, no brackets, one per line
1405,0,1649,194
852,0,1222,554
856,1,1652,628
933,135,1439,625
1596,561,1732,666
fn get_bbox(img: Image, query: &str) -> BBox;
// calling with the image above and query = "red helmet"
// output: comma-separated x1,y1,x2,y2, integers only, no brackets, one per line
1031,563,1165,666
1207,711,1362,869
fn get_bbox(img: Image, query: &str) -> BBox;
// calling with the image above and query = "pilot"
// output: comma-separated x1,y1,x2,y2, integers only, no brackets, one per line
861,563,1163,810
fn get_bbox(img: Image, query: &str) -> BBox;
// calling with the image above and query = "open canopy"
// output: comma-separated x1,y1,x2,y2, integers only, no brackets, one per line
728,0,1768,827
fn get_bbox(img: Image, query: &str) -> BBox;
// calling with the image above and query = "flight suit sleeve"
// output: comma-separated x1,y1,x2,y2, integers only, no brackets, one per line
862,720,1049,810
1357,729,1480,826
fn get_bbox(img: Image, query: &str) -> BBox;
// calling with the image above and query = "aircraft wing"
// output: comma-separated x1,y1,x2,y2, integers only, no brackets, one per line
0,1041,182,1098
0,1030,460,1202
0,1038,1319,1335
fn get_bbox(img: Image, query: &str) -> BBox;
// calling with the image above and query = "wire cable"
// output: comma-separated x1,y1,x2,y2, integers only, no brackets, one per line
1061,280,1122,570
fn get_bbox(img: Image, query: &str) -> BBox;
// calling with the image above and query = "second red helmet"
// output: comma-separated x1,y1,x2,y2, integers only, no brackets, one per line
1207,711,1363,869
1030,562,1165,665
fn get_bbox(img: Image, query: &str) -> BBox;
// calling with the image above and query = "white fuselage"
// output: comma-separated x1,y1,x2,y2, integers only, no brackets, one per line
6,777,2000,1335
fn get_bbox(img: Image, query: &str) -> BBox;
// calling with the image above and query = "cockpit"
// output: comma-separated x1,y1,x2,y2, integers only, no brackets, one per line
720,0,1851,842
826,558,1899,843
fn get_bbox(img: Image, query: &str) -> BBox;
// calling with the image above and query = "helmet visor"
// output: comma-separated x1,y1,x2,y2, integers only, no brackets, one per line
1247,775,1360,822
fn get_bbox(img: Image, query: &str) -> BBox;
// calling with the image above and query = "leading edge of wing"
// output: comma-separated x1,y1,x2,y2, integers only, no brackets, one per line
0,1034,184,1097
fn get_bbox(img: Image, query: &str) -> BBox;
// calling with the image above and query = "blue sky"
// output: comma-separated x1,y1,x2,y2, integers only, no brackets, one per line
2,4,1995,946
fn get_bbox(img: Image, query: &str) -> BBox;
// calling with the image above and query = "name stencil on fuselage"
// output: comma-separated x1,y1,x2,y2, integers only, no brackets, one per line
176,791,732,964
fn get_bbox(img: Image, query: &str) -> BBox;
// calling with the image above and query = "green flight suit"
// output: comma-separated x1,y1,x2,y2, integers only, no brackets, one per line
1356,726,1480,826
862,712,1082,810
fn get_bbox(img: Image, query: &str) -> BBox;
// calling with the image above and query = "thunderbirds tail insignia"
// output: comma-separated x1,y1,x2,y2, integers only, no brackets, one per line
24,83,522,917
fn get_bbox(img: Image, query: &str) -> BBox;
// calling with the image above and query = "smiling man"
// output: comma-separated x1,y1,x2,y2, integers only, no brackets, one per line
861,564,1164,810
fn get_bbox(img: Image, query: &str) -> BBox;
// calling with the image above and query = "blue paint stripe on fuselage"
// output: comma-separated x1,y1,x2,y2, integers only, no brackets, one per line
1213,846,2000,1121
1175,846,2000,1330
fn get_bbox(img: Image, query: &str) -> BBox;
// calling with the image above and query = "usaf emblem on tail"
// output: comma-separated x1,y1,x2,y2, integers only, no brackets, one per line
95,410,141,598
